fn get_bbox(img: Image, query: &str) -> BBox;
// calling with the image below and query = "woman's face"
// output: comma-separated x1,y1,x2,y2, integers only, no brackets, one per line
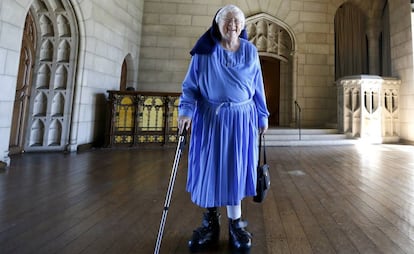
218,12,243,42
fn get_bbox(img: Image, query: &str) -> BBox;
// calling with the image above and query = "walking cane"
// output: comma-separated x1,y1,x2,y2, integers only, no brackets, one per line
154,128,188,254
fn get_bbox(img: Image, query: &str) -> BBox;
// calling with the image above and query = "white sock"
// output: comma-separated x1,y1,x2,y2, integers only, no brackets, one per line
226,204,241,220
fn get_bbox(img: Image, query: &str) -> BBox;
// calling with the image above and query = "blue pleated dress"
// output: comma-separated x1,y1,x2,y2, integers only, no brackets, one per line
179,38,269,208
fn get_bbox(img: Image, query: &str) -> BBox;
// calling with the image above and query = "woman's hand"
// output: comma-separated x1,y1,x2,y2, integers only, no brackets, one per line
178,116,192,134
259,126,268,135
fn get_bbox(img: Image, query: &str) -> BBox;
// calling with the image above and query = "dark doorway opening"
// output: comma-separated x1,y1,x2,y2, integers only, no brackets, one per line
260,56,280,126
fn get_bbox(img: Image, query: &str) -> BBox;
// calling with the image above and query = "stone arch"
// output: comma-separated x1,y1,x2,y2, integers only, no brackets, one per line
23,0,79,152
9,10,37,155
246,13,297,127
332,0,387,19
246,13,296,58
121,53,136,90
334,0,390,78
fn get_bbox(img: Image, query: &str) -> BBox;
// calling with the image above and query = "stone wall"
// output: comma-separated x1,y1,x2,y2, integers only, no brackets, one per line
139,0,414,132
389,0,414,143
67,0,144,151
138,0,338,127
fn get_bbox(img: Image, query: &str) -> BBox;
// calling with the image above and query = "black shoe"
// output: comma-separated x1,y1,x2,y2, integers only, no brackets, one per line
229,218,252,252
188,208,220,252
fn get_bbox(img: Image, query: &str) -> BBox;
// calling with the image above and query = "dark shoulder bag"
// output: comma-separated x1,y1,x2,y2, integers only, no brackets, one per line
253,134,270,203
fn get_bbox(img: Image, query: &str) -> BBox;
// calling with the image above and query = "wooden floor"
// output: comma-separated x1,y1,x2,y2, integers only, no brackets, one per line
1,143,414,254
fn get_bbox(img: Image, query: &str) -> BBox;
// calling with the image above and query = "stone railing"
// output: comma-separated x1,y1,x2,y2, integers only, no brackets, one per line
337,75,401,143
105,90,181,147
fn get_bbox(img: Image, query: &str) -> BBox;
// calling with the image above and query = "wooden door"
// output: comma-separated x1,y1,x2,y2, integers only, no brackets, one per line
9,13,36,155
260,56,280,126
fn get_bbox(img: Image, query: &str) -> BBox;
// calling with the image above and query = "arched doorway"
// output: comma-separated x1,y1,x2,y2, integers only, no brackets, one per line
9,12,37,155
120,59,127,91
246,14,295,127
16,0,79,152
334,1,391,78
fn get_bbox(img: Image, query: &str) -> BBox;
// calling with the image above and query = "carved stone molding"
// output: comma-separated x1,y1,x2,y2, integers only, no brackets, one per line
246,13,295,62
26,0,79,151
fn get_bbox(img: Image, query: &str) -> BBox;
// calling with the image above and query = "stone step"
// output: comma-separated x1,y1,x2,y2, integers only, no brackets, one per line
264,128,358,146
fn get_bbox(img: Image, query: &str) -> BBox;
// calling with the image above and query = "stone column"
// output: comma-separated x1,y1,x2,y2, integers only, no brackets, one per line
366,19,381,75
291,51,298,126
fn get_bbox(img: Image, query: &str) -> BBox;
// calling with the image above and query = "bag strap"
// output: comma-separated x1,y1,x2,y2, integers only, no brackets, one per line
258,134,267,165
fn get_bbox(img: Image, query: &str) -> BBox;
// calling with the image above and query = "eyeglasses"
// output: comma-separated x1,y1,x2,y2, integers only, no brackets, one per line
221,18,242,25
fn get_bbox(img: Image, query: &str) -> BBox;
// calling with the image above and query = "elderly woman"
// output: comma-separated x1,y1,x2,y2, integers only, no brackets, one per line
178,4,269,252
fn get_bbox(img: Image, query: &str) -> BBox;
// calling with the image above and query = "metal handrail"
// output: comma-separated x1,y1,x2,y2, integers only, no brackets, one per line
294,100,302,140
